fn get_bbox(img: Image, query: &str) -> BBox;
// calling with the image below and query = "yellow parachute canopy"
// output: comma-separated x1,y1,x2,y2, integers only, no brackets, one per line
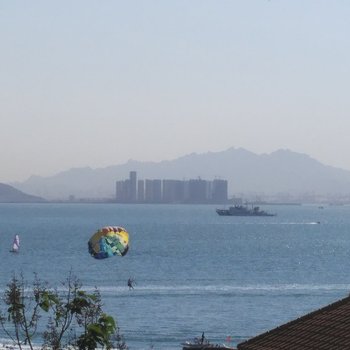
88,226,129,259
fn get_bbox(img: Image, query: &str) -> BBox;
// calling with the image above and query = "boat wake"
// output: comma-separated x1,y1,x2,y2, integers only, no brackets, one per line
73,283,350,297
215,221,322,225
265,221,321,225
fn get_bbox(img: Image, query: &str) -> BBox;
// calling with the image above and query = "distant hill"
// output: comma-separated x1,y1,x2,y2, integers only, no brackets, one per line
0,183,46,203
11,148,350,200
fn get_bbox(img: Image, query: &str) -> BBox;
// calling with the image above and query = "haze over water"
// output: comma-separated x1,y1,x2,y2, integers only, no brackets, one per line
2,2,350,183
0,203,349,349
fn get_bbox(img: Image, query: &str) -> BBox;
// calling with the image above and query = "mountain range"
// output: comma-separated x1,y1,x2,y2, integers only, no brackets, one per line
0,183,45,203
10,148,350,201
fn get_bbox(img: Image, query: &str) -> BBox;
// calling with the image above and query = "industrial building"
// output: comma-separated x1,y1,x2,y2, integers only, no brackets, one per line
116,171,228,204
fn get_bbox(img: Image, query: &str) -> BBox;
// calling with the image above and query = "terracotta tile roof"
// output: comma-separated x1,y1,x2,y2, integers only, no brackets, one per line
237,295,350,350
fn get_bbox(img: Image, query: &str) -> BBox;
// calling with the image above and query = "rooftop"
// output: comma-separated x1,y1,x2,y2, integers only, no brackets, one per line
237,295,350,350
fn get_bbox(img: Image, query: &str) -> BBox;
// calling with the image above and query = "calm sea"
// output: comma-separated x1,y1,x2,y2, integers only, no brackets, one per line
0,203,350,349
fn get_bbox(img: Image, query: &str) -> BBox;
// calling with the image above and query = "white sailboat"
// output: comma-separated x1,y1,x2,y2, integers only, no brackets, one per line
10,234,20,253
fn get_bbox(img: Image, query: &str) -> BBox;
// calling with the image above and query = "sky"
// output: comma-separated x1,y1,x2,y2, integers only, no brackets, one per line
1,1,350,183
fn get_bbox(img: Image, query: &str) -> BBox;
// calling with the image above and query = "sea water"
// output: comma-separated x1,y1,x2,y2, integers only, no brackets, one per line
0,203,350,349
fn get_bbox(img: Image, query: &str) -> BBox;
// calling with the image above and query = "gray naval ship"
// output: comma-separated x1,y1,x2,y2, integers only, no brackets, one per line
216,205,275,216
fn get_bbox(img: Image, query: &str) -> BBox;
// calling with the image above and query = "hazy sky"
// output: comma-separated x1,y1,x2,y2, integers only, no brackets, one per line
1,1,350,182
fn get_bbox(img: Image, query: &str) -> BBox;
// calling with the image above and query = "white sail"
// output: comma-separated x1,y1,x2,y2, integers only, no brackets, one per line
11,234,20,252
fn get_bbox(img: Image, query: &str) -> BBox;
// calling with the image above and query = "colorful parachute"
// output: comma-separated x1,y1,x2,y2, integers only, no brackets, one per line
88,226,129,259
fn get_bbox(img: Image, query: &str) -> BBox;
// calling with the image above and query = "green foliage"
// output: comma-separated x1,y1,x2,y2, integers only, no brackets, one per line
0,272,127,350
76,314,116,350
0,274,47,350
38,291,59,312
111,326,128,350
42,273,82,350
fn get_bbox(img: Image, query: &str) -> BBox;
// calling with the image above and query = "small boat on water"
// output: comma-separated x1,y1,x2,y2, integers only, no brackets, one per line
216,205,275,217
182,335,235,350
10,234,20,253
182,343,236,350
182,344,235,350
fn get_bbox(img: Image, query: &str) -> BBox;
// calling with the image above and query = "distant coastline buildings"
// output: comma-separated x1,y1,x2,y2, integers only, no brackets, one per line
116,171,228,204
